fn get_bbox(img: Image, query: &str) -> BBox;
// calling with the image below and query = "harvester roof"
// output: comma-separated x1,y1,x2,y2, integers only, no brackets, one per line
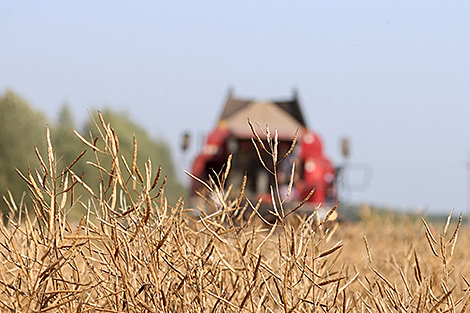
218,90,307,139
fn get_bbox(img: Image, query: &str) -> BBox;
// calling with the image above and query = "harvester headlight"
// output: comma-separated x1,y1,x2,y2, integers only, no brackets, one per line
303,133,315,144
305,160,316,173
204,144,218,155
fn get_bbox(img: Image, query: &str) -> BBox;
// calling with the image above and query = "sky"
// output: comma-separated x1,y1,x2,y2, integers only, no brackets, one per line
1,1,470,215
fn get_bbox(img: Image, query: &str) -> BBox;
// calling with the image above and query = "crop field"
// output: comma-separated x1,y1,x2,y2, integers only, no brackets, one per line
0,113,469,312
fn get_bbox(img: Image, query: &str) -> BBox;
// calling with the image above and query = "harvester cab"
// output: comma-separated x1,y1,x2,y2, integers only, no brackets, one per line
189,90,338,220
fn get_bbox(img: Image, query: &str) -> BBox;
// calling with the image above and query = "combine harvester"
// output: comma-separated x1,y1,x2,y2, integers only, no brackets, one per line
189,89,339,221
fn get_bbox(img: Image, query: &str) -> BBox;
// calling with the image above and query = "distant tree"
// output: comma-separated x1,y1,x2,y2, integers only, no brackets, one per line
81,109,184,204
0,93,184,217
0,90,47,212
52,103,86,171
57,102,74,127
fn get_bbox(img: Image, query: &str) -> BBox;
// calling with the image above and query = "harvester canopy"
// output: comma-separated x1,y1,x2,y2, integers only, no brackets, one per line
218,90,307,139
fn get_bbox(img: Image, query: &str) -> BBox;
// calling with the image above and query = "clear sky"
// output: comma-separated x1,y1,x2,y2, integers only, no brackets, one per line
2,1,470,214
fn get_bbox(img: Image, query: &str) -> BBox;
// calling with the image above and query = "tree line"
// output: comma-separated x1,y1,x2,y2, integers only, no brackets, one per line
0,89,183,216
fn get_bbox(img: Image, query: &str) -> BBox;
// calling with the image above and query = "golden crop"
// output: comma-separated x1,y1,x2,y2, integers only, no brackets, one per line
0,113,468,312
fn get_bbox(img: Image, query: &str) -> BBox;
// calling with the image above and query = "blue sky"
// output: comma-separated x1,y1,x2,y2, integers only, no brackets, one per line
2,1,470,214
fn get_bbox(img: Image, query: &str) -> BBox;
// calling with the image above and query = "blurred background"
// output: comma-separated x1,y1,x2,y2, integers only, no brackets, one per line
1,1,470,216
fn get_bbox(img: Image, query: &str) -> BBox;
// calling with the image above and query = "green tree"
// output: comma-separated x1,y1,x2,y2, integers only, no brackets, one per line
0,90,47,212
52,103,86,171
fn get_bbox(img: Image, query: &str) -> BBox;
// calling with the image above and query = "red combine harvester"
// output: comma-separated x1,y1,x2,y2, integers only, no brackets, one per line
190,90,338,219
